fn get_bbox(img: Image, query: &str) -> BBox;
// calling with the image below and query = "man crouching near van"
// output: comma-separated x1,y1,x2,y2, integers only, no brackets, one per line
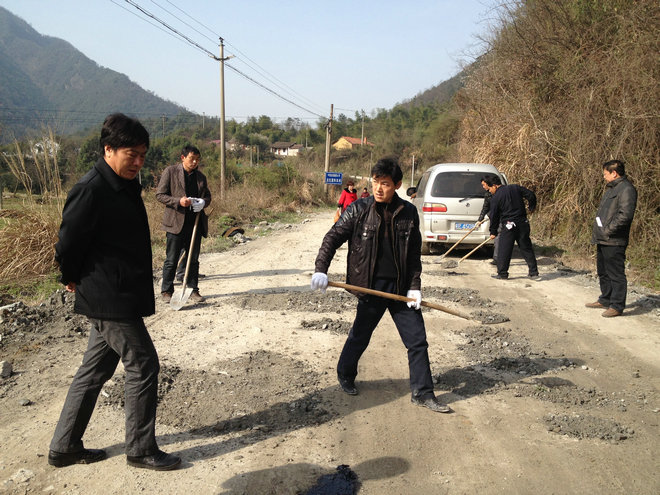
310,157,451,413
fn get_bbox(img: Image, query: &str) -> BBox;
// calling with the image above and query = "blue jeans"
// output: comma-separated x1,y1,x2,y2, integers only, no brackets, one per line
337,279,435,398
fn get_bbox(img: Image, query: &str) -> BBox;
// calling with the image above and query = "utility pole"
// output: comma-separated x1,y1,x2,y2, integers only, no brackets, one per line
161,115,165,138
202,112,205,130
324,104,333,194
360,110,365,145
219,38,227,201
411,154,415,187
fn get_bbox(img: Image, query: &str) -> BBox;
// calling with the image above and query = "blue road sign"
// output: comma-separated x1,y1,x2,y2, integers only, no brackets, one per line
325,172,343,185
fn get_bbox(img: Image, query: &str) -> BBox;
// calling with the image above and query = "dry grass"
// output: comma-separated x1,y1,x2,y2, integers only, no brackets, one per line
0,205,60,283
456,0,660,288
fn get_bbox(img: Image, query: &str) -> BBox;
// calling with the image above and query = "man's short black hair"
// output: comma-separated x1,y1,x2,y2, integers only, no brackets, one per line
371,157,403,184
481,174,502,187
100,113,149,152
182,144,201,157
603,159,625,176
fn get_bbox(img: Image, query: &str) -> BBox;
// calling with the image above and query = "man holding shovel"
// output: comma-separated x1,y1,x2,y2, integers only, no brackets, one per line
157,145,211,303
311,157,451,413
484,175,539,280
49,113,181,470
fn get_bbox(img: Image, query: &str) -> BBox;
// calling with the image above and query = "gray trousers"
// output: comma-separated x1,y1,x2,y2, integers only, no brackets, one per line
50,317,160,457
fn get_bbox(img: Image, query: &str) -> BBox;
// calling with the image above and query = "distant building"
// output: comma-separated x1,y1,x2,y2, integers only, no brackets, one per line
332,136,374,150
270,141,303,156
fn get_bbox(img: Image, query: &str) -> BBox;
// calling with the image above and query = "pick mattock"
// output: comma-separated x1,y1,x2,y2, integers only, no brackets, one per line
170,212,200,311
327,281,472,321
457,237,492,264
439,219,484,259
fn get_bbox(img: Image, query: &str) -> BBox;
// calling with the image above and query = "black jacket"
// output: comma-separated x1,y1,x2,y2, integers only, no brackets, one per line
478,190,492,222
591,176,637,246
55,158,155,319
489,184,536,236
314,193,422,298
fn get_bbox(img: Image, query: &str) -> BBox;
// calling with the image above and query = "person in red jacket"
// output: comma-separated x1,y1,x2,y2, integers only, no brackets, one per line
360,187,370,198
337,180,358,215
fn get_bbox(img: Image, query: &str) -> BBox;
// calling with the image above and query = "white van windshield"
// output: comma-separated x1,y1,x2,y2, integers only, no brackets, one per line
430,172,487,198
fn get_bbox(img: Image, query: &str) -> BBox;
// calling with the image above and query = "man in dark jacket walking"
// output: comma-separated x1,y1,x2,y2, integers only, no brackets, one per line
48,114,181,471
156,145,211,303
485,176,539,280
310,157,451,413
586,160,637,317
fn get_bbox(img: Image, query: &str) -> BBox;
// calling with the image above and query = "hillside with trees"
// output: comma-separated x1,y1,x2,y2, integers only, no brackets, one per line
1,0,658,293
455,0,659,284
0,6,186,142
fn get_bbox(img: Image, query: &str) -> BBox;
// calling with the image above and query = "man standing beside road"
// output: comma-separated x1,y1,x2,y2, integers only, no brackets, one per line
311,157,451,413
49,113,181,471
157,145,211,303
586,160,637,317
485,175,540,280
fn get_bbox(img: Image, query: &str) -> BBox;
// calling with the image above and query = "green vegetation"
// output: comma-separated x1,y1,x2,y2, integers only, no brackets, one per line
1,0,658,300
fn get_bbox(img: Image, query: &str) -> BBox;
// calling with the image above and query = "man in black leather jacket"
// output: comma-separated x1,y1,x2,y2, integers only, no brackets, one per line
311,157,451,413
586,160,637,317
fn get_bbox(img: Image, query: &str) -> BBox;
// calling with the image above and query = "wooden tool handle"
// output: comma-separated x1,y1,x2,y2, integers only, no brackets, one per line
327,281,472,320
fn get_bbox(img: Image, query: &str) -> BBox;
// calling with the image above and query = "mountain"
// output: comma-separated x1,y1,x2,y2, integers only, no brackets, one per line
0,6,187,142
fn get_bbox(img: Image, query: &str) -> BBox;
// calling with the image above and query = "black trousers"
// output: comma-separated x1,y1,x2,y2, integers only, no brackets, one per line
337,279,435,399
50,317,160,456
161,216,202,294
596,244,628,312
496,219,538,278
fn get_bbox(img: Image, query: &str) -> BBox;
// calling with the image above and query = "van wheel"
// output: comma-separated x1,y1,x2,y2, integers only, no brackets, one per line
421,241,431,255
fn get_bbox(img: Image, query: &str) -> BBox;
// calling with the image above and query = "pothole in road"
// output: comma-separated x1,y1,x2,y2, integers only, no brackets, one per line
424,287,493,307
455,325,533,364
543,414,634,442
99,350,330,433
234,290,355,313
300,318,352,334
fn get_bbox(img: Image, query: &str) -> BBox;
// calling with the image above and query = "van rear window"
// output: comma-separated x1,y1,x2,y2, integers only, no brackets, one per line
430,172,487,198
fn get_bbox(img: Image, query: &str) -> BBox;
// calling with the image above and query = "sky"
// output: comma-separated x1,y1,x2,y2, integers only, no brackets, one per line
0,0,499,123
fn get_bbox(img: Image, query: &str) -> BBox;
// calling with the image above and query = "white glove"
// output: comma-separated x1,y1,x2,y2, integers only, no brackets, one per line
310,272,328,293
406,290,422,310
190,198,205,212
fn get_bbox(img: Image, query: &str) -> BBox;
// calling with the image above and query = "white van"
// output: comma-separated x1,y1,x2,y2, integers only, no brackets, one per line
406,163,507,255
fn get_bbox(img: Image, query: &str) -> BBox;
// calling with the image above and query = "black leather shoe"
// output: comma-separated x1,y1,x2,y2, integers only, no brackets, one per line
411,396,452,413
491,274,508,280
48,448,106,467
337,374,358,395
127,450,181,471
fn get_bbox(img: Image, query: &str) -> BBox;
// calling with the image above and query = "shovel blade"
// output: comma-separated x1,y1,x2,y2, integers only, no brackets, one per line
170,287,193,311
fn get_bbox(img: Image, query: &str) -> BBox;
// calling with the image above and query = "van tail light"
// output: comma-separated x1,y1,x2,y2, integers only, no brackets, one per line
422,202,447,213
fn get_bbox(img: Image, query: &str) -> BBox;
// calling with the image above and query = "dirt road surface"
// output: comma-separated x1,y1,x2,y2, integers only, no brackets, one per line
1,211,658,494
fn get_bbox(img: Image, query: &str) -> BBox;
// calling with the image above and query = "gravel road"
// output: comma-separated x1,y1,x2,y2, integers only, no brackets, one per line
1,211,658,494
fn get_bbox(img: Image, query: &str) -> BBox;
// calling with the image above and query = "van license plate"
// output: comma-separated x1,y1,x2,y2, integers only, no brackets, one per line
455,223,475,230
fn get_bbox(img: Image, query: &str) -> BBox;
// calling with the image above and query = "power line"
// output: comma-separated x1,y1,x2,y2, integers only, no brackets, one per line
121,0,218,60
116,0,328,118
108,0,188,48
149,0,218,45
158,0,324,113
224,63,325,118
